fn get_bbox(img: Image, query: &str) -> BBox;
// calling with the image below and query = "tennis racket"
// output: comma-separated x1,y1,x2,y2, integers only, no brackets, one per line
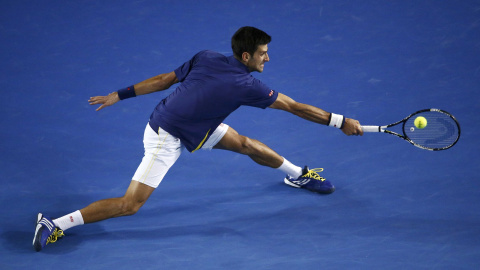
361,108,460,151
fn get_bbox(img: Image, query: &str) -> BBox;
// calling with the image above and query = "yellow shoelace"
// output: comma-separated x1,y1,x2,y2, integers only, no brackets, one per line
47,228,64,245
302,168,326,182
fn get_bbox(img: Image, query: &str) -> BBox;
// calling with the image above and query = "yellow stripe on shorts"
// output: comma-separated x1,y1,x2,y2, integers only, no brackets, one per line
192,129,211,153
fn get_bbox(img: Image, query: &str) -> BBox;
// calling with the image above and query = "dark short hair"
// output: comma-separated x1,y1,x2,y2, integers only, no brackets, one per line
231,26,271,58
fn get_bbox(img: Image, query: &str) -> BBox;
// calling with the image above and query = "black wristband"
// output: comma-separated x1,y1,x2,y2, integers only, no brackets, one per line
117,85,136,100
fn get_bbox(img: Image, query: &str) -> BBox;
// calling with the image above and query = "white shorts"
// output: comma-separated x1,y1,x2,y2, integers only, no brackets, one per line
132,123,229,188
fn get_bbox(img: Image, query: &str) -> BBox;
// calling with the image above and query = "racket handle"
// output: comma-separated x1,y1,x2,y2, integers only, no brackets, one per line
361,125,381,132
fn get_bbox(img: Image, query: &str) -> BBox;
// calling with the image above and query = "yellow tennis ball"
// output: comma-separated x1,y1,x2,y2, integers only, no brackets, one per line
414,116,427,129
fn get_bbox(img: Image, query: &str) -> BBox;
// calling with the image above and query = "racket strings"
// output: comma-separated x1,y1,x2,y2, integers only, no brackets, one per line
403,111,460,150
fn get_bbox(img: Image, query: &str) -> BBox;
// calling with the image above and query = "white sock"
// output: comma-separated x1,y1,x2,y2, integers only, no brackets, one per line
53,210,84,231
277,157,303,179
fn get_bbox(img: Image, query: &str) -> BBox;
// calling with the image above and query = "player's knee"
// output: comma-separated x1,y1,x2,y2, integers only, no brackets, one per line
240,136,258,155
119,197,144,216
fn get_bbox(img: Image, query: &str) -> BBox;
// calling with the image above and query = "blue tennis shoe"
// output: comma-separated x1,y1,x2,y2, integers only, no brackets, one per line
284,166,335,194
33,213,64,252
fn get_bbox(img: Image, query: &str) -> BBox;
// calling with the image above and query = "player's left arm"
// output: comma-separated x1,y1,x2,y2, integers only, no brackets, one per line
269,93,363,136
134,71,179,95
89,71,178,111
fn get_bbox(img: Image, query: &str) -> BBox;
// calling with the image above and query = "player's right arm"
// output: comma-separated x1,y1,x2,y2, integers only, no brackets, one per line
269,93,363,136
89,71,178,111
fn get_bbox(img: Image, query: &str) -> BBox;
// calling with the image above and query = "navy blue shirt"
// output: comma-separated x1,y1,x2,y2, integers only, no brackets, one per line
149,50,278,152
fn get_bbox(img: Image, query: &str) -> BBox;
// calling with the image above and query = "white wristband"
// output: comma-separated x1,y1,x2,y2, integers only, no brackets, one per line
328,113,345,129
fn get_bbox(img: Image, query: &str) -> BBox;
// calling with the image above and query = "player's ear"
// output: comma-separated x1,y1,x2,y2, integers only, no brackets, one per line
241,52,251,62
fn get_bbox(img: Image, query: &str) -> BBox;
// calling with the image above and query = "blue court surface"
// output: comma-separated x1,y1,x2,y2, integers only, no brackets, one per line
1,1,479,269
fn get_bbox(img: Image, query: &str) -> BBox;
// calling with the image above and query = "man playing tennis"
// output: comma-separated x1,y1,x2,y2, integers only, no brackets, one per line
33,26,363,251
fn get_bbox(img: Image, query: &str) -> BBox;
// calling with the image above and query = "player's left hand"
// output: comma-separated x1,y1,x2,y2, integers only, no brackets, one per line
342,118,363,136
88,92,120,111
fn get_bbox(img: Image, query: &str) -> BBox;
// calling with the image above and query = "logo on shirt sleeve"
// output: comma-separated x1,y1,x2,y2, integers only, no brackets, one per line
269,90,275,97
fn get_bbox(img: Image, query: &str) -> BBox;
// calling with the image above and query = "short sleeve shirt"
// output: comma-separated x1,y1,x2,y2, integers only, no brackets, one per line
149,50,278,152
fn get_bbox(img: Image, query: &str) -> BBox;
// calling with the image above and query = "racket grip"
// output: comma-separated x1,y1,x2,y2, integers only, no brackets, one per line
361,125,381,132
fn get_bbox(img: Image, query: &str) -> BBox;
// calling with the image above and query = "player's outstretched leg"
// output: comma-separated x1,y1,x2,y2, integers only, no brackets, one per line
79,180,155,224
213,126,335,194
33,181,155,251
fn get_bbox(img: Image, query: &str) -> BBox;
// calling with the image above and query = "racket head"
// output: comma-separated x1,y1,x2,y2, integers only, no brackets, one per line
401,109,461,151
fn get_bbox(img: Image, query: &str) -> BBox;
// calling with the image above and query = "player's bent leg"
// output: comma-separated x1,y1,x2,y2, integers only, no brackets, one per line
213,125,335,194
213,126,283,168
80,180,155,224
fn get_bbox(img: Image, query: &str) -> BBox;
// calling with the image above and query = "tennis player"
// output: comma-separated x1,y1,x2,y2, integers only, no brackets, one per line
33,26,363,251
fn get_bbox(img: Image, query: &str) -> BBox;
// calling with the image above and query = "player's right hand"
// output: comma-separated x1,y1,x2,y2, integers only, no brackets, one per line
88,92,120,111
342,118,363,136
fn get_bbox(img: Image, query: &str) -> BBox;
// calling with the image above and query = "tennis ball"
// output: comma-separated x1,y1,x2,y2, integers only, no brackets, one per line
414,116,427,129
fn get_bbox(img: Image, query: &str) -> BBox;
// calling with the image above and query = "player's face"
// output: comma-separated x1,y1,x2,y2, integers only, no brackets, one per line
247,44,269,73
